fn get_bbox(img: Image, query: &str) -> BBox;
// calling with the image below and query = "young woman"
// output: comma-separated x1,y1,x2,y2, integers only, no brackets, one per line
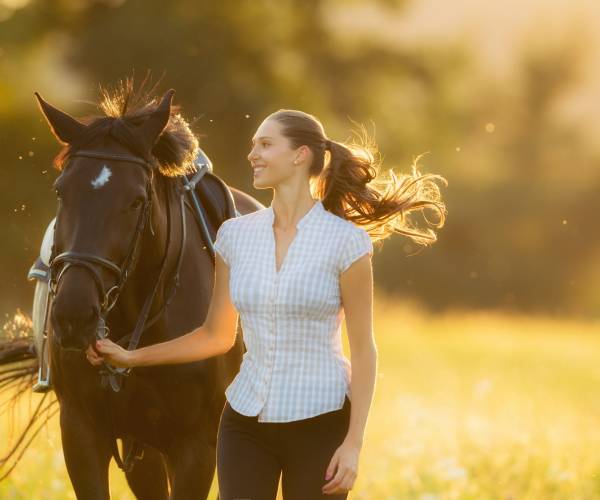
86,109,447,498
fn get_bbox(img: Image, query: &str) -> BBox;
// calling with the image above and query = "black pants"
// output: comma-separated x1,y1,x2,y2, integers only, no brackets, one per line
216,396,352,500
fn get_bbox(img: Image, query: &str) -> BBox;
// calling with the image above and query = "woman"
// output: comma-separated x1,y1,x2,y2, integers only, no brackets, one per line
86,109,447,498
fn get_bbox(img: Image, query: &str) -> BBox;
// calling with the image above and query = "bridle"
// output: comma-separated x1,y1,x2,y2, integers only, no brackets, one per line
48,149,189,392
50,151,154,314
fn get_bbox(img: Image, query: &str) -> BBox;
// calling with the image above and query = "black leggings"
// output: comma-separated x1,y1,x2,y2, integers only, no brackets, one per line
216,396,352,500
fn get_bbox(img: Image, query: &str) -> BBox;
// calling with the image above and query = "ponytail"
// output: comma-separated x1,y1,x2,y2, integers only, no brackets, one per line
316,136,446,245
270,109,447,246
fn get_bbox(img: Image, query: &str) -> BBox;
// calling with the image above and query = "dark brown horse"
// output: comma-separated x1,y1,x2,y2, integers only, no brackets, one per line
2,79,261,499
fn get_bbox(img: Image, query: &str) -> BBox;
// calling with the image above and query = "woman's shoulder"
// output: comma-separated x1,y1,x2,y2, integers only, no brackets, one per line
221,207,270,232
215,208,270,264
320,209,370,240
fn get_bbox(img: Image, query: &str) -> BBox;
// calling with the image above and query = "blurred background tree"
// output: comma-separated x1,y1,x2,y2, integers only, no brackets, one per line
1,0,599,320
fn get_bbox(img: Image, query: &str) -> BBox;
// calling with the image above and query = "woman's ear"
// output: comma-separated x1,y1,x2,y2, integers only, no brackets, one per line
294,145,311,165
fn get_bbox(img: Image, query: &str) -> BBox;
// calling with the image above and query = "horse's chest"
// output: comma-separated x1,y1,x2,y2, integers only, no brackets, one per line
113,366,221,447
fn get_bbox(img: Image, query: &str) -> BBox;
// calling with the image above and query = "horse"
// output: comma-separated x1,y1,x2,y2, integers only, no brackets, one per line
1,79,261,499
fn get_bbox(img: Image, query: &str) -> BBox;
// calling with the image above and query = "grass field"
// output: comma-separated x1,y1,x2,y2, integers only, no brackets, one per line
1,295,600,499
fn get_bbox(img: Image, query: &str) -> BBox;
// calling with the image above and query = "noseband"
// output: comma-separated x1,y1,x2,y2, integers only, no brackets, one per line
48,149,191,391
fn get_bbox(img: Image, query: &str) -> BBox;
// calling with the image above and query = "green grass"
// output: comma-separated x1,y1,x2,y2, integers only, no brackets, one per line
2,298,600,499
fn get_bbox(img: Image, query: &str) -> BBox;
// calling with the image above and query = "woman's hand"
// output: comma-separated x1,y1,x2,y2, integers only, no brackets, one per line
85,339,133,368
322,439,361,495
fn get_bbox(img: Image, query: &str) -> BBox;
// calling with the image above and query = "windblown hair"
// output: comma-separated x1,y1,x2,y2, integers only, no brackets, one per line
53,74,199,177
269,109,448,246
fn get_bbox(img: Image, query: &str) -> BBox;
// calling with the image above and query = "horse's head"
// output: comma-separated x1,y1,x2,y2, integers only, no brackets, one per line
36,82,197,351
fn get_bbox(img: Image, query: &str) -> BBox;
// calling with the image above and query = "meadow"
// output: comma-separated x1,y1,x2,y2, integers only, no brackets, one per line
1,295,599,499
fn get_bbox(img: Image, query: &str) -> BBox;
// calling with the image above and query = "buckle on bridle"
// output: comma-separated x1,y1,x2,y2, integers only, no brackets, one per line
102,285,120,312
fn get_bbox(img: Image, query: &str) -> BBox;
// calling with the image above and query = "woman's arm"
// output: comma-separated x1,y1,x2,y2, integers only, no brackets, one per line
86,253,238,368
323,253,377,495
340,253,377,446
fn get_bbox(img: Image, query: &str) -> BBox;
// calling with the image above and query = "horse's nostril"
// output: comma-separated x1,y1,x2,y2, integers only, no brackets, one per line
54,306,98,351
55,306,98,335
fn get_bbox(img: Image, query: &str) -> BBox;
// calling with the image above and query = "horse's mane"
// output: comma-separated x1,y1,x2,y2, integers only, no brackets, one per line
53,74,199,177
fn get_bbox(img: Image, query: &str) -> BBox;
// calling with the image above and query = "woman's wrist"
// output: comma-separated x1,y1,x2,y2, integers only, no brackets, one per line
126,349,138,368
344,432,364,450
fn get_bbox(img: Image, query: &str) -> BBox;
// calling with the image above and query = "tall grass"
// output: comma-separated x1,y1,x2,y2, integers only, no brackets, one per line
1,297,599,498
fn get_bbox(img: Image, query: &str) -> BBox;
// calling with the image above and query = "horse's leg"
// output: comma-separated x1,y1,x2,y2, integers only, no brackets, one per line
59,404,112,500
123,442,170,500
165,439,216,500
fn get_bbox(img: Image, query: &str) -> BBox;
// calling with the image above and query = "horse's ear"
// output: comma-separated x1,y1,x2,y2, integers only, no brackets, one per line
34,92,86,145
139,89,175,152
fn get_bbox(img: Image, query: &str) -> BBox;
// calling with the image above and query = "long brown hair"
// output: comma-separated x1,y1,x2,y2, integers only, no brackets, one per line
269,109,447,246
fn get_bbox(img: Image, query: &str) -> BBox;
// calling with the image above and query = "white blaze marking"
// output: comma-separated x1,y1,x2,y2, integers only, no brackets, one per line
91,165,112,189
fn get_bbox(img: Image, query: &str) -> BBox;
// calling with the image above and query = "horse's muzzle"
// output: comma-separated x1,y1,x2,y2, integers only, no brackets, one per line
51,304,98,351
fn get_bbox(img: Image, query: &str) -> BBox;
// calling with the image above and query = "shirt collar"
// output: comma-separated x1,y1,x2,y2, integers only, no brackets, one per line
268,199,323,229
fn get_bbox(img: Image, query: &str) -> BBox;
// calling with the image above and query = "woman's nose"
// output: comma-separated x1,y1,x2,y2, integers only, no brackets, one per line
247,147,259,162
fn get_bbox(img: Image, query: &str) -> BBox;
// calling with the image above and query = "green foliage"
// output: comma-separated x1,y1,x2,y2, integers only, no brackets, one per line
0,0,598,317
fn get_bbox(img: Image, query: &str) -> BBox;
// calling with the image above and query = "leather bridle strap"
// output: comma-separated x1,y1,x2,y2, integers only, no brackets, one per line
114,181,189,351
52,252,122,275
51,254,120,309
71,150,152,170
121,177,186,352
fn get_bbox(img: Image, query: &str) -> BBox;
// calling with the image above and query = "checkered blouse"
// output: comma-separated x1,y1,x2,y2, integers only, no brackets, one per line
214,199,373,422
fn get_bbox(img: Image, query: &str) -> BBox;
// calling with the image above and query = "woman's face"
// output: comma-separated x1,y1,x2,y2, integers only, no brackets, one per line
247,118,301,189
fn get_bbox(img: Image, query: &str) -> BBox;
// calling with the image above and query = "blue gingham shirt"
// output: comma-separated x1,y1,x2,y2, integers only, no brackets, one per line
214,200,373,422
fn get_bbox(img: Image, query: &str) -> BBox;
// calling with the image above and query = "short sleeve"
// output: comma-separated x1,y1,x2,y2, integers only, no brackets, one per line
339,226,373,274
214,218,234,267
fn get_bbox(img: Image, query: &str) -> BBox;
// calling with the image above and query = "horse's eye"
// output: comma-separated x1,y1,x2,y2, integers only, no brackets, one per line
130,198,145,211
